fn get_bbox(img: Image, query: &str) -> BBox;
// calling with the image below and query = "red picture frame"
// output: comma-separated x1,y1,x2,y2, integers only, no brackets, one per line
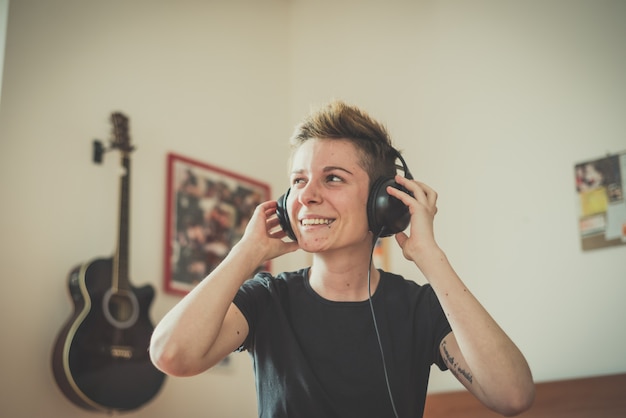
164,153,271,296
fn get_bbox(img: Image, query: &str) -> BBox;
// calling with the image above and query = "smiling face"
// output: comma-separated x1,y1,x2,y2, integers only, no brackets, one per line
287,138,373,253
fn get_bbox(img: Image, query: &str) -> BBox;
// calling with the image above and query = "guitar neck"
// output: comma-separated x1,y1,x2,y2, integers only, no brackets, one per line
111,112,133,292
114,153,131,292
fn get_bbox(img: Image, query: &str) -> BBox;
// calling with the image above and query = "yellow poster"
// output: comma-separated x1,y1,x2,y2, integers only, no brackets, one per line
575,152,626,250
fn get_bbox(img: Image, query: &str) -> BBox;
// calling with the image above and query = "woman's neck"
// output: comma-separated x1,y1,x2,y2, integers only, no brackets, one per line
308,251,380,302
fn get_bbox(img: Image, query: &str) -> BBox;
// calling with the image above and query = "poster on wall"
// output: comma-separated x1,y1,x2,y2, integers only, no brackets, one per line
574,151,626,251
164,153,271,295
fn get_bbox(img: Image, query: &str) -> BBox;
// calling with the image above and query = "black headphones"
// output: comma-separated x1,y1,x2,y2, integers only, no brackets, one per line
276,150,413,240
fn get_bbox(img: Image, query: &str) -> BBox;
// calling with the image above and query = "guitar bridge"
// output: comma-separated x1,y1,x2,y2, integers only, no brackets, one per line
110,345,134,359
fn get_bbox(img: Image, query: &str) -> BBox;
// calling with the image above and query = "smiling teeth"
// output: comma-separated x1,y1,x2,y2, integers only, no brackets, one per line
302,219,332,226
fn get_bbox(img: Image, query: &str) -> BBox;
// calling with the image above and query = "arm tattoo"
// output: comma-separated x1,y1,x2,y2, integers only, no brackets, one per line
441,339,473,385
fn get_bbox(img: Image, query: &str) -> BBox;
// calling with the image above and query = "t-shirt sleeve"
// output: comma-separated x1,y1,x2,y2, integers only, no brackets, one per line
232,272,273,352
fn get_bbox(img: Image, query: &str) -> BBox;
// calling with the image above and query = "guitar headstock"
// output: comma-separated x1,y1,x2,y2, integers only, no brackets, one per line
110,112,134,155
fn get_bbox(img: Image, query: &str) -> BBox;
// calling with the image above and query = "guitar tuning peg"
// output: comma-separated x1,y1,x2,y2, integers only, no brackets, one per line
93,139,105,164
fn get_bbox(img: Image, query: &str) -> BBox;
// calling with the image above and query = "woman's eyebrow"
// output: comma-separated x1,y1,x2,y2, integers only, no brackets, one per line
323,166,354,175
290,166,354,176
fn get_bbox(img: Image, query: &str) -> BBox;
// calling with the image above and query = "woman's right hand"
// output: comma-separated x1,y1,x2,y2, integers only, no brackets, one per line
235,200,300,264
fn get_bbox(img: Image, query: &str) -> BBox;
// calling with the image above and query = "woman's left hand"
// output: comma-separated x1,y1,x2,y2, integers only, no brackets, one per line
386,175,440,264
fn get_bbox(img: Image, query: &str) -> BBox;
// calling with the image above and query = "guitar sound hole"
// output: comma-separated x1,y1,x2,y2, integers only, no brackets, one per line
110,294,133,321
102,289,139,329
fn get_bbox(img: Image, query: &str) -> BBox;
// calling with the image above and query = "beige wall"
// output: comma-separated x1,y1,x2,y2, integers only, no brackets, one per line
1,1,625,417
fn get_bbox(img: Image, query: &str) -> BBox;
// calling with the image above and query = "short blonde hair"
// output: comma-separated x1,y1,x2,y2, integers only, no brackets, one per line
289,100,399,183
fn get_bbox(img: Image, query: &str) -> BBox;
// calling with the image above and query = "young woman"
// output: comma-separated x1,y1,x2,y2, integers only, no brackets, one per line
150,101,534,418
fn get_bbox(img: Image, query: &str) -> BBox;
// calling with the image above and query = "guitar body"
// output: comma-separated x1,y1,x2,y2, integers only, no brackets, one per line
52,257,165,412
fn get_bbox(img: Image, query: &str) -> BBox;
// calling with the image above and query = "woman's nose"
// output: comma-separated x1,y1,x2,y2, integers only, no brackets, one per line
298,180,322,205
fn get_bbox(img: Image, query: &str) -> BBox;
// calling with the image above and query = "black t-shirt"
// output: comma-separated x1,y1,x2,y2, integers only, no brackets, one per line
233,268,451,418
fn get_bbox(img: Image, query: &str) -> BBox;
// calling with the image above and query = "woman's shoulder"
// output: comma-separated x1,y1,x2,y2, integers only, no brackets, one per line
379,269,434,295
243,268,309,291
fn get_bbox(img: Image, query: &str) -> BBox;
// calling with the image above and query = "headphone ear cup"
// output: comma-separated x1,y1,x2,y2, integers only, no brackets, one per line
276,189,297,241
367,177,411,237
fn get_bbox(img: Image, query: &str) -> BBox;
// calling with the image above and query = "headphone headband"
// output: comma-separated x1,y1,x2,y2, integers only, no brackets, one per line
394,151,413,181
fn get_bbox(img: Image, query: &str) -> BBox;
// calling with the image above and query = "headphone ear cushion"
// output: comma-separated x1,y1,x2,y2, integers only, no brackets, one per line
367,177,411,237
276,189,296,241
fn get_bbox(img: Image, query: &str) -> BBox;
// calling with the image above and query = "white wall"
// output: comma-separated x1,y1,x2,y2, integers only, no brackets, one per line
1,1,625,417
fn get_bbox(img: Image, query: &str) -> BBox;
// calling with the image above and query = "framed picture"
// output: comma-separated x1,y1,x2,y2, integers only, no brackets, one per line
164,152,271,295
574,151,626,251
372,237,391,271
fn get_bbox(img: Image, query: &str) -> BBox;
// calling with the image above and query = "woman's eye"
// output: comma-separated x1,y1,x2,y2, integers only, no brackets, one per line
292,177,306,186
327,174,343,183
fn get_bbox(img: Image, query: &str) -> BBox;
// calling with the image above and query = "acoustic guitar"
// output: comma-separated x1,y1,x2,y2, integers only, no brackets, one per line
51,112,165,412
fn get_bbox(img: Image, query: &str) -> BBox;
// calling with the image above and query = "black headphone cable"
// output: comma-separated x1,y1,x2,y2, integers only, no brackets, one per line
367,233,400,418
